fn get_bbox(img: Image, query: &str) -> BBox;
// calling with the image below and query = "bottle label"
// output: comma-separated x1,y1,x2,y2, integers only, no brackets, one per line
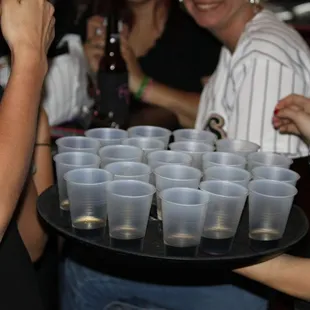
95,72,130,128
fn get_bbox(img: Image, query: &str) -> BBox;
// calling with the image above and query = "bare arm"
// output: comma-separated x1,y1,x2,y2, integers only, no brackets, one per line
235,254,310,301
17,109,54,262
0,0,54,240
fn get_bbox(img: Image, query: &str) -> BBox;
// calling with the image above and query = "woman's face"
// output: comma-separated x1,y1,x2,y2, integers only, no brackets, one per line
184,0,250,31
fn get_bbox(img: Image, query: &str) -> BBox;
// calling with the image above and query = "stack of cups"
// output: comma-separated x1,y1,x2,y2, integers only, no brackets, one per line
128,126,171,148
154,164,202,220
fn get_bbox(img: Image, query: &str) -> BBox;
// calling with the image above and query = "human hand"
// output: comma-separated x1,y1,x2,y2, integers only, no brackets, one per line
1,0,55,70
273,94,310,143
84,15,106,74
120,25,144,94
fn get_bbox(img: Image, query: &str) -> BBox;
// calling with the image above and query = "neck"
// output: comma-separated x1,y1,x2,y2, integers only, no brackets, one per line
213,4,259,53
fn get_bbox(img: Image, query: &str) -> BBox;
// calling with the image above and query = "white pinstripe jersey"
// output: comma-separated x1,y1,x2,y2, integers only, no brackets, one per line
195,10,310,157
0,34,94,126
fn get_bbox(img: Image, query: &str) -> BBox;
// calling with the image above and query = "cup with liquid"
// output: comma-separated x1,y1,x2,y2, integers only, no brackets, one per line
173,129,217,145
248,179,297,251
56,136,100,154
204,166,251,188
122,137,165,163
53,152,101,210
169,141,214,170
252,166,300,186
247,152,293,172
202,152,246,170
128,126,172,148
104,161,151,183
199,180,248,255
85,128,128,147
160,187,209,257
216,139,260,157
99,145,143,168
107,180,156,250
154,164,202,220
64,168,113,231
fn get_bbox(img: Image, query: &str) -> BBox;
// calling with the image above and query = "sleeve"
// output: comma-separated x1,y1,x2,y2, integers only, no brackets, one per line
233,58,308,156
42,34,94,126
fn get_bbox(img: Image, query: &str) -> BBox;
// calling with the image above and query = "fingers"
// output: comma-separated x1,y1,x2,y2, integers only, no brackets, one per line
87,15,105,40
276,94,310,111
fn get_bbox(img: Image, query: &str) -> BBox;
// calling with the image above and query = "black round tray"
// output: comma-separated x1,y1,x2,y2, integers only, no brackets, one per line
38,185,309,269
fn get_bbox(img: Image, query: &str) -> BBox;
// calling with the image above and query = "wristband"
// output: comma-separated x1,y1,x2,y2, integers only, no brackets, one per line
141,79,153,102
134,76,151,100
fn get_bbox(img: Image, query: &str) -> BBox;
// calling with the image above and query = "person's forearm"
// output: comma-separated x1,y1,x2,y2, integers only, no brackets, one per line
0,55,46,239
143,81,200,128
17,178,47,262
235,254,310,301
129,105,179,130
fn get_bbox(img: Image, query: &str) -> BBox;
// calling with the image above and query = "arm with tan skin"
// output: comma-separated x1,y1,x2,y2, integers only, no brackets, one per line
17,109,54,262
235,254,310,301
0,0,54,240
85,17,200,128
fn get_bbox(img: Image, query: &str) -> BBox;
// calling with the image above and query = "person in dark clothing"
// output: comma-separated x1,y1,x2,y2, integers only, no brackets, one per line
0,1,55,310
80,0,221,130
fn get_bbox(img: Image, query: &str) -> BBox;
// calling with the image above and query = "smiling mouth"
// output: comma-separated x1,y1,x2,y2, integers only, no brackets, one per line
194,2,222,11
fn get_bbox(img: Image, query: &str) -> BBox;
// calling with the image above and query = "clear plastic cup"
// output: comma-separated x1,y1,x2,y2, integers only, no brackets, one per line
248,152,293,172
104,161,151,182
154,164,202,220
107,180,156,240
204,166,251,188
173,129,217,145
56,136,100,154
64,168,113,229
53,152,101,210
216,139,260,157
202,152,246,170
99,145,143,168
199,180,248,254
160,187,209,249
122,137,165,163
85,128,128,147
169,141,214,170
252,166,300,186
248,180,297,242
147,150,193,168
128,126,171,148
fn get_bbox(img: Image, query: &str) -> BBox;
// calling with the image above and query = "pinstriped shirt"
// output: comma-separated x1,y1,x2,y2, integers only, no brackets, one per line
195,10,310,157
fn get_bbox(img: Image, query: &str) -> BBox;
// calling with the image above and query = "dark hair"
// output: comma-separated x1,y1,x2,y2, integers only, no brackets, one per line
92,0,170,30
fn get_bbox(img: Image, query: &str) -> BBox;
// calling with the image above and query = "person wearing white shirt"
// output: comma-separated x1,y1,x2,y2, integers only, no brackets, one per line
0,34,93,126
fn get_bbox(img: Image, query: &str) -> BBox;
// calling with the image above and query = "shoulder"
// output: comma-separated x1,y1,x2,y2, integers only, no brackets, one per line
233,10,310,73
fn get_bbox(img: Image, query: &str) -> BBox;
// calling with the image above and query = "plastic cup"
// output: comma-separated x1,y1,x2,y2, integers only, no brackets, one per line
122,137,165,163
64,168,113,229
154,164,202,220
104,161,151,182
107,180,156,240
99,145,143,168
56,136,100,154
248,180,297,246
128,126,171,148
147,150,193,168
248,152,293,172
199,180,248,255
204,166,251,188
173,129,217,145
252,166,300,186
169,141,214,170
53,152,101,210
85,128,128,147
160,188,209,251
216,139,260,157
202,152,246,170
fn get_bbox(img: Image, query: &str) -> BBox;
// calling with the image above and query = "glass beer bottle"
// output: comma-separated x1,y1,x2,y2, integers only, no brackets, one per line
95,3,130,129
